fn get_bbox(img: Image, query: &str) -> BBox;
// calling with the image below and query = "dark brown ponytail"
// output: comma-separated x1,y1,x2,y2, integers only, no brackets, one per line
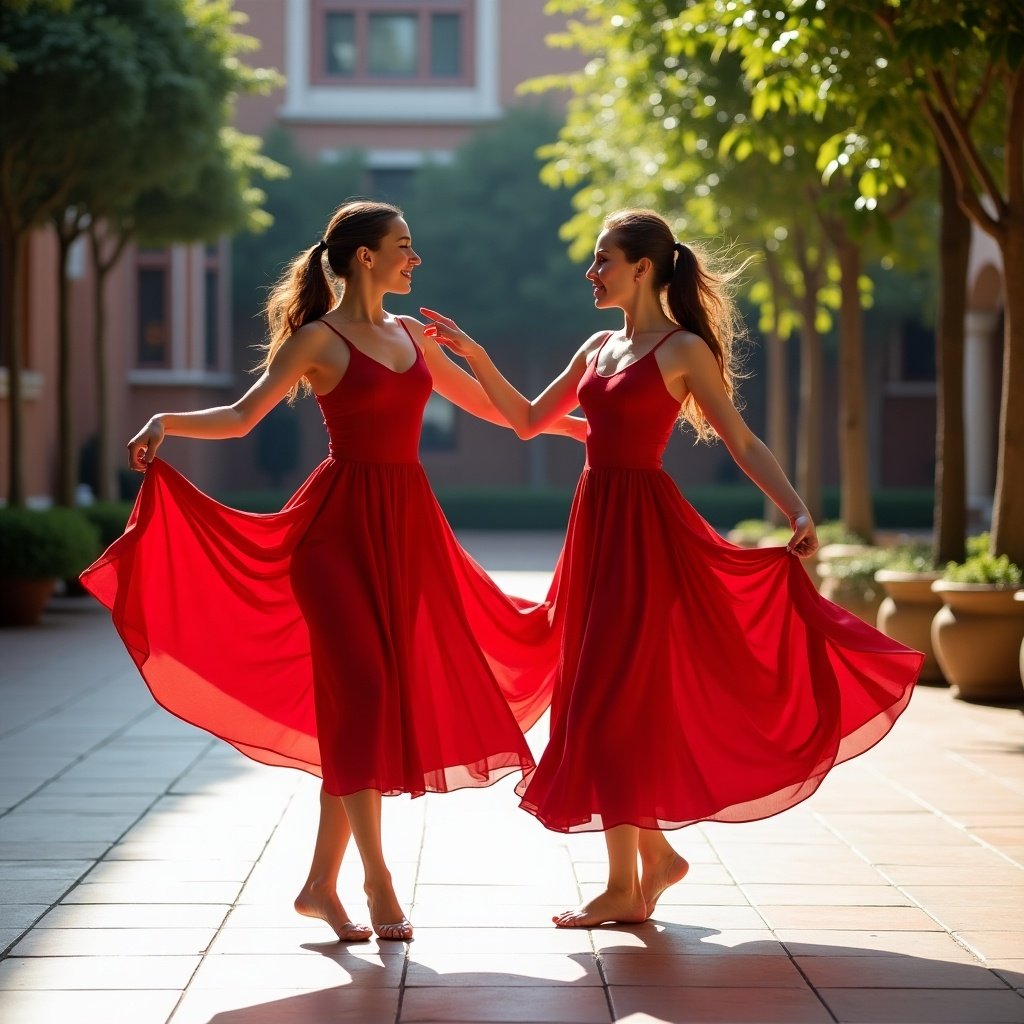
603,208,747,442
258,199,402,401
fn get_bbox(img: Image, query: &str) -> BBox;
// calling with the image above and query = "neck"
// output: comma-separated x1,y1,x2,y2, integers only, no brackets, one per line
335,278,387,325
620,289,674,340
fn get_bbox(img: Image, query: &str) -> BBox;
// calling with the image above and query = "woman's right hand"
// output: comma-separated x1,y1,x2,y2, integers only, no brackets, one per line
127,416,165,472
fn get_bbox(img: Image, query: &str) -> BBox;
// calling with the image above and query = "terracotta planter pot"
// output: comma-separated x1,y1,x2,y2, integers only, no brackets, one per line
875,570,945,685
817,561,884,625
931,583,1024,703
0,577,56,626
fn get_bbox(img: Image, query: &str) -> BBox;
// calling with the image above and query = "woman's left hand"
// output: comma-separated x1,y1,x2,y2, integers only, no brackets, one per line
420,307,481,359
787,514,819,558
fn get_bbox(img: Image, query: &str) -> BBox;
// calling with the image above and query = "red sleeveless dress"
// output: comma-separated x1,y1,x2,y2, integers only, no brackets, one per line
81,320,558,798
516,331,923,833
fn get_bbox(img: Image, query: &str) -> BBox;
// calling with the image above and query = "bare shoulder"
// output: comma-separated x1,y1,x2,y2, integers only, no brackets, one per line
272,318,334,363
577,329,613,366
661,329,714,372
396,313,429,351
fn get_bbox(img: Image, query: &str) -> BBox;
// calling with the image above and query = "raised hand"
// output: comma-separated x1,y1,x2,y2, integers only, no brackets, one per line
127,417,165,472
786,513,819,558
420,307,481,359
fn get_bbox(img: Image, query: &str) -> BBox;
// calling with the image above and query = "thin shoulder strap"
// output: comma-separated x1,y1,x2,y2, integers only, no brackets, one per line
597,330,615,354
316,318,352,346
652,327,685,352
396,316,422,352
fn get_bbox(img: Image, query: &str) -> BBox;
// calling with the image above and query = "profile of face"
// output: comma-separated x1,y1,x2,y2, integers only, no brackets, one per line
585,229,647,310
354,216,421,294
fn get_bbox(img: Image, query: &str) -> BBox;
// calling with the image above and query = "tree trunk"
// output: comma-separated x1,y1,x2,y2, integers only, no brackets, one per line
793,233,823,522
89,225,128,504
933,149,969,565
55,224,76,506
762,250,789,525
834,236,875,542
991,224,1024,566
2,228,26,507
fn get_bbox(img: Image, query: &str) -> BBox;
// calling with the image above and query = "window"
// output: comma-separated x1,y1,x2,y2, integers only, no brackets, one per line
137,260,170,367
315,2,472,85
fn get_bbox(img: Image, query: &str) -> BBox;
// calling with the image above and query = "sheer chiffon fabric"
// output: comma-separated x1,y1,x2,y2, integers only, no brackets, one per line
515,331,924,833
82,322,558,798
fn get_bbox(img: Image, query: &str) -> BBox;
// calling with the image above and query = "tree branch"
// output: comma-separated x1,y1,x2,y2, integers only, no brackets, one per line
967,61,996,125
920,94,1001,238
931,68,1005,214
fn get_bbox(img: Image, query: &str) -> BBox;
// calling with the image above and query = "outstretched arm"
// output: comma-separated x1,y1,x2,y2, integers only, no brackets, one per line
127,323,324,471
401,317,585,441
669,333,818,558
420,307,599,440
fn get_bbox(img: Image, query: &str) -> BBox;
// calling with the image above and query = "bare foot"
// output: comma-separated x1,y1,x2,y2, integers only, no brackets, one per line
553,887,647,929
640,851,689,921
365,881,413,941
294,883,372,942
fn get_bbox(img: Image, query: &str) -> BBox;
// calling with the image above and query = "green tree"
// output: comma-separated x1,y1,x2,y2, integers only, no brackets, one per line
737,1,1022,561
395,106,607,484
528,2,846,520
231,127,364,344
53,0,281,503
0,2,144,505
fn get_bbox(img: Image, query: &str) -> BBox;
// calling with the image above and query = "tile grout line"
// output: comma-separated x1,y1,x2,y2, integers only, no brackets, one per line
699,825,841,1023
808,806,1017,988
161,766,308,1024
0,736,219,963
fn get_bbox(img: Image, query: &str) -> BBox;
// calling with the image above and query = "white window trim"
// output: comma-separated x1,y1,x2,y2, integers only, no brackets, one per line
0,369,44,400
133,242,232,385
281,0,501,124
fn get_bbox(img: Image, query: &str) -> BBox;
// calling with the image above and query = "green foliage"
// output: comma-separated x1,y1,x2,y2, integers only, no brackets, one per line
231,128,365,339
944,553,1023,587
394,107,607,346
816,520,871,546
821,548,891,595
728,518,778,544
880,542,938,574
0,507,100,579
943,532,1022,585
81,502,134,548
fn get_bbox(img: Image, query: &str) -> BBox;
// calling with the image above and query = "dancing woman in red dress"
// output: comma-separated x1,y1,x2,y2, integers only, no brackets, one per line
422,208,923,928
82,201,580,940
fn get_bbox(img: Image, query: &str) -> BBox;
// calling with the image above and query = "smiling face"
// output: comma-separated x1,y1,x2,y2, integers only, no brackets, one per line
585,229,639,310
361,216,421,294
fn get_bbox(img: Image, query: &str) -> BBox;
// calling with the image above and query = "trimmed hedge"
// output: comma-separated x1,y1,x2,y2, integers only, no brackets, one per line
204,484,940,532
0,507,100,579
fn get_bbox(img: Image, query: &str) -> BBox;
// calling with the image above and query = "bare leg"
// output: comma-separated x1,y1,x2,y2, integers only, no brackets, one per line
340,788,412,940
294,787,372,941
554,825,647,928
638,829,689,921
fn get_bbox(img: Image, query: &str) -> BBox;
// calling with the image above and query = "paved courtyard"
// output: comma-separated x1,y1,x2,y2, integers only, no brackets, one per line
1,531,1023,1024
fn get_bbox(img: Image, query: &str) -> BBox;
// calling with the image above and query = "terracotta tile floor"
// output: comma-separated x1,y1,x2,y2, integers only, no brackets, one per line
2,534,1023,1023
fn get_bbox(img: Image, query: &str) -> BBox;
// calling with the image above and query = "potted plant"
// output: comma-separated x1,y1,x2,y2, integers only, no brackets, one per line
726,518,775,548
816,547,891,624
875,544,945,685
0,507,100,626
931,535,1024,702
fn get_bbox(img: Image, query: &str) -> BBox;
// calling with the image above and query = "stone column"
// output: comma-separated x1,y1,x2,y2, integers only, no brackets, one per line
963,309,1000,519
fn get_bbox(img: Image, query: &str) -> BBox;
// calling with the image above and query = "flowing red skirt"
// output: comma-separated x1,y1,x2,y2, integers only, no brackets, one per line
81,459,559,797
517,467,923,833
